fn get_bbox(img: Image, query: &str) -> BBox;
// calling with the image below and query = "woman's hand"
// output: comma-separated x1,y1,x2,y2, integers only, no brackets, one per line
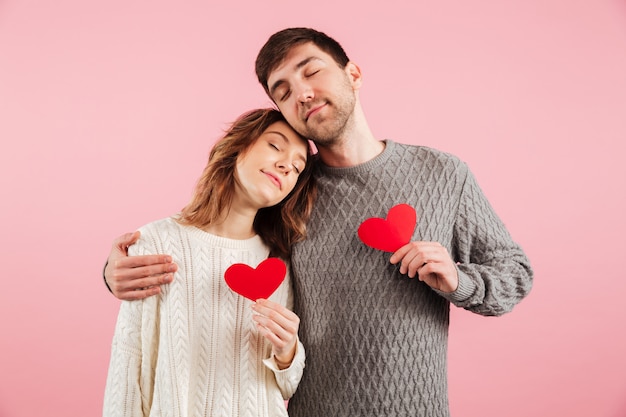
251,298,300,369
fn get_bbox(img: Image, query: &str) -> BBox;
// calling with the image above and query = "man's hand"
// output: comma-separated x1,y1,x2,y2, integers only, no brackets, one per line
389,241,459,293
251,299,300,369
104,231,177,301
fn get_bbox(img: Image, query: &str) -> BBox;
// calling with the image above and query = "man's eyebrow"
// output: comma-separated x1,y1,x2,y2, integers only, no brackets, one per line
269,56,320,97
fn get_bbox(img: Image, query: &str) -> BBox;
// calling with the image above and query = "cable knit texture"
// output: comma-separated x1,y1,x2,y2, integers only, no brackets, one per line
286,140,533,417
103,217,305,417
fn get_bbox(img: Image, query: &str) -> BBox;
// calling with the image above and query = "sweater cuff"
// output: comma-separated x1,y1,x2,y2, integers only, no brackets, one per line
434,269,475,303
263,339,303,373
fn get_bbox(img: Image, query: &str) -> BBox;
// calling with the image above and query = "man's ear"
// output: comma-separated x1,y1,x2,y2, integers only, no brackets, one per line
345,62,363,89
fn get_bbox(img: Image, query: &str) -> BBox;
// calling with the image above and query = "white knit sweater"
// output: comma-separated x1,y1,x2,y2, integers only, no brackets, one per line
103,217,305,417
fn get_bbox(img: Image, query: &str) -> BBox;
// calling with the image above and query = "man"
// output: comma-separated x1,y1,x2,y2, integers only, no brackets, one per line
104,28,533,416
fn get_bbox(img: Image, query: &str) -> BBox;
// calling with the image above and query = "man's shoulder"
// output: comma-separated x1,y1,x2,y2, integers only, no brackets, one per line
389,140,466,169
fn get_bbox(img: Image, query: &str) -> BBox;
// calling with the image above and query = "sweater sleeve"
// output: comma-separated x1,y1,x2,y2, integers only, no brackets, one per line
103,230,159,417
438,165,533,316
102,298,145,416
263,339,306,399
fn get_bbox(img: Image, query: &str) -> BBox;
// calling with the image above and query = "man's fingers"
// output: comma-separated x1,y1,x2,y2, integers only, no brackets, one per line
107,255,176,295
389,245,411,264
117,285,161,301
111,263,175,286
109,272,173,293
115,254,175,269
124,273,173,290
105,232,177,300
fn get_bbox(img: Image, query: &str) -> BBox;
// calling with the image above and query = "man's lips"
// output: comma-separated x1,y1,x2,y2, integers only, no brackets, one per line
305,103,326,121
263,171,282,189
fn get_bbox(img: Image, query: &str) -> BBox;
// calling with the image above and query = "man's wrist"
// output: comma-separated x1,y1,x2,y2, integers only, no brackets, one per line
103,261,113,293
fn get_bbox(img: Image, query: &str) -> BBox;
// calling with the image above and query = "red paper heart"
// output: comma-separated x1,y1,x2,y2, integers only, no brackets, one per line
357,204,417,252
224,257,286,301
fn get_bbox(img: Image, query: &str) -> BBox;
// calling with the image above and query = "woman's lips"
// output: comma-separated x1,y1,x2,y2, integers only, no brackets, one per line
263,171,282,189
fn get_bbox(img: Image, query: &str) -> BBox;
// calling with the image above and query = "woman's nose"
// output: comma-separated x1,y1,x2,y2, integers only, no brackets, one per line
276,159,291,174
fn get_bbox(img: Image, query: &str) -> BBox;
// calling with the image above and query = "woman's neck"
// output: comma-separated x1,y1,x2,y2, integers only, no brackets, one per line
202,206,257,239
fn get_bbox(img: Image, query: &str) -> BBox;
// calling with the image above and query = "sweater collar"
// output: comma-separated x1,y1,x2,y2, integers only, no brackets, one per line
316,139,394,177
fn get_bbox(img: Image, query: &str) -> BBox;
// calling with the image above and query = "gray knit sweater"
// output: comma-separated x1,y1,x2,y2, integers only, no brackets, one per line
287,140,533,417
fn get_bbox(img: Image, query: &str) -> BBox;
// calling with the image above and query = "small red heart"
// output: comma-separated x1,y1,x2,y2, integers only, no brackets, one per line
357,204,417,252
224,257,286,301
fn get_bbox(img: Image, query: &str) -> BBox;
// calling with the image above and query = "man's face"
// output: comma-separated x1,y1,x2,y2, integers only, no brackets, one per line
266,43,358,146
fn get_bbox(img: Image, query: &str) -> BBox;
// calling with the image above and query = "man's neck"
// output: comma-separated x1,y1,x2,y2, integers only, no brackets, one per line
317,135,385,167
316,100,385,167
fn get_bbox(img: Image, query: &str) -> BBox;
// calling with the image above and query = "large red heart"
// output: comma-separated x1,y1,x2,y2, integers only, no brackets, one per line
357,204,417,252
224,257,286,301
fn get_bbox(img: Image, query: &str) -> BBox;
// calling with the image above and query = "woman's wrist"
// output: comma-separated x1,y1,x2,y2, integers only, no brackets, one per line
274,343,297,369
274,355,293,370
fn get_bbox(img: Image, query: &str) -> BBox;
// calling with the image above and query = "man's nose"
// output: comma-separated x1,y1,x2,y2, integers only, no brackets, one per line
295,83,314,103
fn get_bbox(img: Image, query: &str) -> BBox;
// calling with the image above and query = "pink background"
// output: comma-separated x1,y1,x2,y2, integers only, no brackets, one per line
1,0,625,416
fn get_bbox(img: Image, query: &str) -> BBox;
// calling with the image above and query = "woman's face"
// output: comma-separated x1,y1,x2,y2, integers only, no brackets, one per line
235,121,308,209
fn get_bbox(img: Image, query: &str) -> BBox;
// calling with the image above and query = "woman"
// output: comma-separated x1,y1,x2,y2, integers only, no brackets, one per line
103,108,316,417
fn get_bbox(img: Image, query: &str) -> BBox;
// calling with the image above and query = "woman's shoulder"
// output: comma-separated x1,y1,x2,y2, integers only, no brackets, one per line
128,215,184,255
136,215,181,236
